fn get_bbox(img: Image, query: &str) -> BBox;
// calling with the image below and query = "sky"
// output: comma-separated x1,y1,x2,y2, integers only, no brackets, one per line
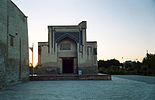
12,0,155,65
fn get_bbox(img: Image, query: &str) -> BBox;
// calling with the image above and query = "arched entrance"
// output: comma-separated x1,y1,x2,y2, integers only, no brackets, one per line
57,37,77,74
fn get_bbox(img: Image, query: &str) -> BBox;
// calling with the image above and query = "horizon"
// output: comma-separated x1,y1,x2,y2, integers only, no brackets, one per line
11,0,155,66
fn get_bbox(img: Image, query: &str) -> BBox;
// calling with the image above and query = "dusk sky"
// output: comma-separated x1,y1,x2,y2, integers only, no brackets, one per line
12,0,155,65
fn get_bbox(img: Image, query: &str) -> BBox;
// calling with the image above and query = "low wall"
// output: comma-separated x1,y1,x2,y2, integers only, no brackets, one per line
78,66,98,75
30,74,111,81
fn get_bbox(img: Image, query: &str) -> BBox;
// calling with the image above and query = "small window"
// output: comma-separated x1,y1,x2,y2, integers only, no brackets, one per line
87,46,92,55
9,35,14,46
38,46,41,55
93,48,97,55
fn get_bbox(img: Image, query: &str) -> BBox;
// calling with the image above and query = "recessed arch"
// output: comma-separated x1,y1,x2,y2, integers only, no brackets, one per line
57,37,77,74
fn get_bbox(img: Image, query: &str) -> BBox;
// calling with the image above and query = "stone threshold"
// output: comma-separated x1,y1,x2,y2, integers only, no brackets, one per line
29,74,111,81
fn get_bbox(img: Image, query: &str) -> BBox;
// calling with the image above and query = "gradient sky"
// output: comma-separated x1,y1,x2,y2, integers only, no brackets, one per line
12,0,155,65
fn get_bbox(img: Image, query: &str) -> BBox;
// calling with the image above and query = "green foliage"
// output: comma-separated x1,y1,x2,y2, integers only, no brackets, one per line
98,53,155,76
142,53,155,75
98,59,123,75
98,59,121,68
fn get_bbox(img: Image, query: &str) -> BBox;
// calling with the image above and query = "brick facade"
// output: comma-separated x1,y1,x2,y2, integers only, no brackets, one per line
0,0,29,89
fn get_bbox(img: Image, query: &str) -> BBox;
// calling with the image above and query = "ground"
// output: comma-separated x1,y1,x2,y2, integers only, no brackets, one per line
0,75,155,100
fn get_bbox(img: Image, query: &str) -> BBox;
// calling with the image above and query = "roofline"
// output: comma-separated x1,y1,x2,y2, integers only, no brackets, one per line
87,41,97,43
10,0,27,18
48,21,87,27
48,25,78,27
38,42,48,43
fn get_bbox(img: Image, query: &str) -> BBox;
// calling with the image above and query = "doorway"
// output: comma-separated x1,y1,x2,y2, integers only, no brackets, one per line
62,58,73,73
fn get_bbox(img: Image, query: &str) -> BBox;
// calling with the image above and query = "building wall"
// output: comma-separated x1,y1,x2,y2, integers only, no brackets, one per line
38,42,58,74
78,42,98,74
0,0,7,89
0,0,29,89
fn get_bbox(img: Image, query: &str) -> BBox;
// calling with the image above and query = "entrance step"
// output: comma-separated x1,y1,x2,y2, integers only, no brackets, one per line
29,74,111,81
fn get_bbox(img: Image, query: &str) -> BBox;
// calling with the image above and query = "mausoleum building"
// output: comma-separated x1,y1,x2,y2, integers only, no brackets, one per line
38,21,98,75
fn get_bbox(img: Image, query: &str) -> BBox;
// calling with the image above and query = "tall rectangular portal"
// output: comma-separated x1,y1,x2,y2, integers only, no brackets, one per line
62,58,73,73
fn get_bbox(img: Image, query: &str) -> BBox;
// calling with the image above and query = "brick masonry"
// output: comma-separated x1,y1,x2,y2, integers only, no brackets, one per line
0,0,29,89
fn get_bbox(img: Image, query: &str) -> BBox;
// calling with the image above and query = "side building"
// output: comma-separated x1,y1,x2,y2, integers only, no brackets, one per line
38,21,98,75
0,0,29,89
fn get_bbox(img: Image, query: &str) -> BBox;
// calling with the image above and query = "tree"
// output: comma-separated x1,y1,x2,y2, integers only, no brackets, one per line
98,59,121,68
142,53,155,75
98,59,122,74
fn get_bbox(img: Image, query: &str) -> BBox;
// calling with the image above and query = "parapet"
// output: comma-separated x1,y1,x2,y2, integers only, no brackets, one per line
78,21,87,29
